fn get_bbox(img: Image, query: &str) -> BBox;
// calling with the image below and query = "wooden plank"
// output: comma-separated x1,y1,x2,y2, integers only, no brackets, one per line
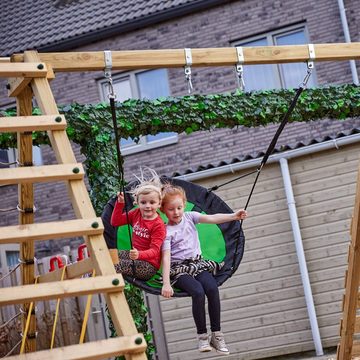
5,335,146,360
0,218,104,244
354,316,360,333
11,43,360,71
0,163,84,185
337,162,360,360
24,51,147,360
7,77,32,97
0,274,124,306
0,63,47,77
352,340,360,356
0,115,67,132
17,85,36,353
37,257,93,283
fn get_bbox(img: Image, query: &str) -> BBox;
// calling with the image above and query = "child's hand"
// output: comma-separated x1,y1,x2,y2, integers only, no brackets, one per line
129,248,139,260
161,283,174,298
116,192,125,203
234,209,247,220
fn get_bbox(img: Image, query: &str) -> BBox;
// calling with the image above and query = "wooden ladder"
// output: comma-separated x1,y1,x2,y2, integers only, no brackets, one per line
0,50,147,360
338,164,360,360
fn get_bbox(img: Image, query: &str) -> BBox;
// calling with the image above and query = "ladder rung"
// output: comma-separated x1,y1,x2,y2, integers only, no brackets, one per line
0,274,124,306
0,115,67,132
5,335,146,360
37,257,93,283
0,163,84,185
0,62,48,77
0,218,104,244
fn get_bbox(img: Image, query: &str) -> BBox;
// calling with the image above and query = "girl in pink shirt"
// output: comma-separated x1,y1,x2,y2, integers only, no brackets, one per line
161,184,247,355
111,170,166,280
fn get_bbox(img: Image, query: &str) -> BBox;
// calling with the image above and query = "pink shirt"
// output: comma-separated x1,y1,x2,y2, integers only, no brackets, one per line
162,211,201,263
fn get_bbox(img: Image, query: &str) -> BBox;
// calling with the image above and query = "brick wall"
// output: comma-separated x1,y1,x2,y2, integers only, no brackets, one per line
1,0,360,256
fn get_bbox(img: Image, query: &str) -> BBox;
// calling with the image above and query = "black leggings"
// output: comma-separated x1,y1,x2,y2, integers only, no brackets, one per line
174,271,221,334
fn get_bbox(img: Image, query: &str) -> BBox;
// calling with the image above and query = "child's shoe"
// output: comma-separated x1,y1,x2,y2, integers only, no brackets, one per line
198,333,212,352
210,331,230,355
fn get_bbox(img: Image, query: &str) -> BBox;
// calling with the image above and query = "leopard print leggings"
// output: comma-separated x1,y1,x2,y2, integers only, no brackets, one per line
114,250,157,281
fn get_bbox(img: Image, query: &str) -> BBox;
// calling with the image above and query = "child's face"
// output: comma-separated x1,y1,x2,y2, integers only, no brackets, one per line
162,195,185,225
137,191,161,220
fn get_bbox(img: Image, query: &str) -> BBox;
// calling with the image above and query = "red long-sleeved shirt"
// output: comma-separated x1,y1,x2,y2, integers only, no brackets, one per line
110,202,166,269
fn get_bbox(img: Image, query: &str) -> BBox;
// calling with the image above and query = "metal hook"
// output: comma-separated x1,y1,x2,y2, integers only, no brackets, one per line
104,50,116,100
235,46,245,91
299,44,315,88
184,48,193,94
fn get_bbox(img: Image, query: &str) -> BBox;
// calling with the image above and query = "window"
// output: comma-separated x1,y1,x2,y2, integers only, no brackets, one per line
235,26,316,91
0,147,42,168
99,69,177,155
6,250,19,267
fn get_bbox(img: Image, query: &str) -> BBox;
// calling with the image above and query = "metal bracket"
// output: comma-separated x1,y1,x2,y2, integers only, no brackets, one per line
184,48,193,93
235,46,245,90
307,44,315,69
104,50,115,99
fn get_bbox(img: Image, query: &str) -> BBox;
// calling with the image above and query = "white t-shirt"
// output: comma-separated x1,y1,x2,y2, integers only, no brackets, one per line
162,211,202,263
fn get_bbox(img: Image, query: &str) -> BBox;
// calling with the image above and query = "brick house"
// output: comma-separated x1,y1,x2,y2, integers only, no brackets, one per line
1,0,360,359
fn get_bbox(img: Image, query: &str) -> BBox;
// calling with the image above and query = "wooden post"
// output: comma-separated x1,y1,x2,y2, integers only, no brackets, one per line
338,163,360,359
16,85,36,352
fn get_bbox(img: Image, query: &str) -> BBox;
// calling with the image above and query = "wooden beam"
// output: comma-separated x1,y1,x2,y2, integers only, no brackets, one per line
37,257,93,283
0,218,104,244
11,43,360,71
17,85,36,353
0,63,48,77
7,77,32,97
0,163,84,185
0,115,67,132
0,274,124,306
5,335,146,360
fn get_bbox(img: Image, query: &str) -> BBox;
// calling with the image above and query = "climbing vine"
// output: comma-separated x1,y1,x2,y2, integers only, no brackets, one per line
1,83,359,358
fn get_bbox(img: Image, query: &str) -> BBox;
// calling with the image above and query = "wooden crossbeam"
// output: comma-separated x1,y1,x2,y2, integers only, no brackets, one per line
37,257,93,283
0,218,103,244
7,77,32,97
0,115,66,132
10,43,360,71
0,63,48,77
0,274,124,306
0,163,84,185
5,335,146,360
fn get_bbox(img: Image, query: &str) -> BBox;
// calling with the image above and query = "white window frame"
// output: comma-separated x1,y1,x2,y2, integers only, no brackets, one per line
233,24,317,89
1,147,43,168
98,69,178,155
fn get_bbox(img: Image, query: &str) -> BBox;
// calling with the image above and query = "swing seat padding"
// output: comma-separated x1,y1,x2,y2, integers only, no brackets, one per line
101,177,245,297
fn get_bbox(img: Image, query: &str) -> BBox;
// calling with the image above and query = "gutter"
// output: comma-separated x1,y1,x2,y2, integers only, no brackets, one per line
176,132,360,181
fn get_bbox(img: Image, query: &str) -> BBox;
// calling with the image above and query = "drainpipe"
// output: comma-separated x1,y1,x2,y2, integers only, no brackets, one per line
337,0,359,85
279,157,324,356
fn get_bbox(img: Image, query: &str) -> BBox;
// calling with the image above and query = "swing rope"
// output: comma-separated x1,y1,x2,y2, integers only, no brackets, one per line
104,51,136,277
228,65,313,270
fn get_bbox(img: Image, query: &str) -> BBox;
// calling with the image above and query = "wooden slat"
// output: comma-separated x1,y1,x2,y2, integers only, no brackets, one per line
0,218,104,244
7,77,32,97
24,51,147,360
11,43,360,71
354,316,360,333
0,163,84,185
0,274,124,306
37,257,93,283
0,63,47,77
0,115,66,132
5,335,146,360
352,340,360,357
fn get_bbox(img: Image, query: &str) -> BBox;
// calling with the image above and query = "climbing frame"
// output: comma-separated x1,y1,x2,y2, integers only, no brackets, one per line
0,50,147,360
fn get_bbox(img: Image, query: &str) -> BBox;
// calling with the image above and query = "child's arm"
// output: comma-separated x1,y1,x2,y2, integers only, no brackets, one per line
161,249,173,298
137,222,166,261
110,192,130,226
198,209,247,225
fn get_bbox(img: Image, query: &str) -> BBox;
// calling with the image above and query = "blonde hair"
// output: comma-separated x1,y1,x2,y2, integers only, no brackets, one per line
161,184,187,209
129,167,163,203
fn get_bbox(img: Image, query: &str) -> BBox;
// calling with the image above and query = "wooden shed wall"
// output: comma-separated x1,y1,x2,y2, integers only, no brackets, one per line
159,142,360,359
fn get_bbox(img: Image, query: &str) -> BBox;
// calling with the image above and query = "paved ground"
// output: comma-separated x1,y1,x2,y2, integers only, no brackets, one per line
261,348,337,360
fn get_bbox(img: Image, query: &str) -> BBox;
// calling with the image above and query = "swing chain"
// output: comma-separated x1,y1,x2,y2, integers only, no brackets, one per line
184,48,193,94
104,50,116,100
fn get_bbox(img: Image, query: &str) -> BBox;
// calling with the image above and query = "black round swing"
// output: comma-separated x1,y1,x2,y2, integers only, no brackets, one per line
101,176,245,297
